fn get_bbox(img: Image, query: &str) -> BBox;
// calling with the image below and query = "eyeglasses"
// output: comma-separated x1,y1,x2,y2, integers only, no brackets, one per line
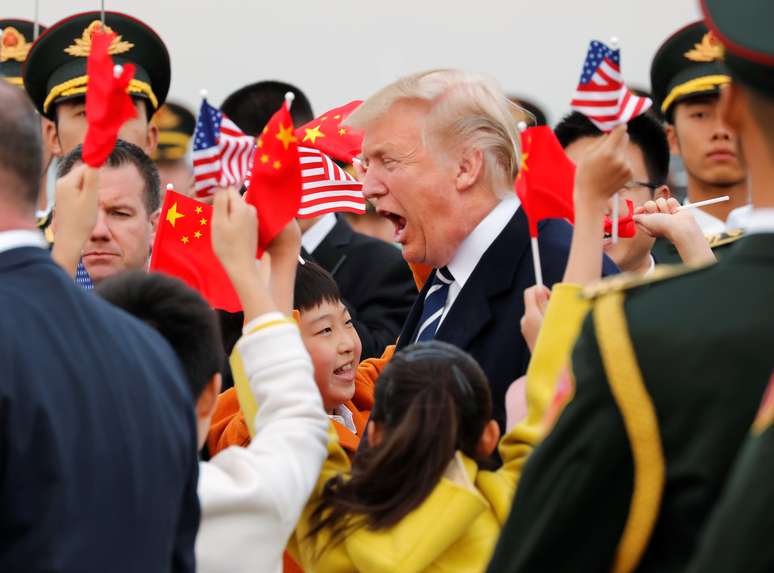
624,181,662,191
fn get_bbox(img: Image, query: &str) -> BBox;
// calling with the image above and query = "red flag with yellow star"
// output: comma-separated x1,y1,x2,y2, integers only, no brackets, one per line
149,189,241,311
294,100,363,163
245,102,302,256
515,126,575,238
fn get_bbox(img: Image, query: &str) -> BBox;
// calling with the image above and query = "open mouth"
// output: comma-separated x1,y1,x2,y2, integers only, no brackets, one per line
333,362,355,380
378,210,407,241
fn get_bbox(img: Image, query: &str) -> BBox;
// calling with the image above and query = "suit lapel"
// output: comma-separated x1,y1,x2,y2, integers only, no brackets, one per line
306,216,352,278
434,209,530,350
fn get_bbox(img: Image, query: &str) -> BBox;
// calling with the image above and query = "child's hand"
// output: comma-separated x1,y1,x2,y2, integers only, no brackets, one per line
265,219,302,317
521,285,551,354
211,187,258,279
574,125,632,212
267,219,302,264
51,164,99,277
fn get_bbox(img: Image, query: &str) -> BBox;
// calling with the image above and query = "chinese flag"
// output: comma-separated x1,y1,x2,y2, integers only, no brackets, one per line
245,102,302,257
294,100,363,163
515,126,576,238
149,189,241,312
82,30,137,168
604,199,637,238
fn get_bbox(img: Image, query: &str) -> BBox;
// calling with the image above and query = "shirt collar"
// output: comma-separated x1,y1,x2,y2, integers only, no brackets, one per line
330,403,357,434
446,194,520,289
742,208,774,236
0,230,48,255
301,213,337,254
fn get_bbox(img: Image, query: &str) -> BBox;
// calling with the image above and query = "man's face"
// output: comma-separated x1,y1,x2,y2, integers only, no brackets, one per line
565,136,662,272
50,98,158,157
360,100,465,267
298,300,362,412
668,96,746,187
81,163,158,284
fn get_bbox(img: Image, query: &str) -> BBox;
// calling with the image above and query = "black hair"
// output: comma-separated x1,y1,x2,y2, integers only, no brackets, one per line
0,82,42,208
221,80,314,136
509,95,549,126
57,139,161,214
554,111,670,186
307,341,493,549
294,260,342,313
96,271,224,399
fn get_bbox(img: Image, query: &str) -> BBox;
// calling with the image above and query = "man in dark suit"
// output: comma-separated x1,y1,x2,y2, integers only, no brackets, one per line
0,82,199,572
487,4,774,571
347,70,617,430
222,80,417,359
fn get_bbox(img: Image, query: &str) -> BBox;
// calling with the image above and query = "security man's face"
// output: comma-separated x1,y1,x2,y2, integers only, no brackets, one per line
668,95,746,187
45,98,158,157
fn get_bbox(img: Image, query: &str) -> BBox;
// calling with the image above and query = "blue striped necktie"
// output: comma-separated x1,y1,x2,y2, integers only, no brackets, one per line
414,266,454,342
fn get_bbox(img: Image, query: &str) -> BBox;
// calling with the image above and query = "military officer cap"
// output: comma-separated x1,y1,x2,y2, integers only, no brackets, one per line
23,11,170,119
1,19,45,87
151,101,196,162
701,0,774,99
650,20,729,121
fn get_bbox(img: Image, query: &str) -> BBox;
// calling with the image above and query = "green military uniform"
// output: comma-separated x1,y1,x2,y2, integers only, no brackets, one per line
649,21,744,264
487,8,774,571
22,10,170,120
151,101,196,162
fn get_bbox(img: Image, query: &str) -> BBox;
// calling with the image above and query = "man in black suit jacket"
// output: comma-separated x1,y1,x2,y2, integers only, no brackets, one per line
300,213,417,359
348,70,617,430
0,81,199,572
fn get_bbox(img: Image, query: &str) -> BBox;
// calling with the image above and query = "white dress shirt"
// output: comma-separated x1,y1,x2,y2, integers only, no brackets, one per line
330,404,358,434
0,229,47,255
742,208,774,236
439,194,521,326
300,213,337,254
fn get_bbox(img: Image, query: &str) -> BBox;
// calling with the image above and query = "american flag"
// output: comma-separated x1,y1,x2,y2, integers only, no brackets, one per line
570,40,652,131
244,145,366,218
192,99,255,198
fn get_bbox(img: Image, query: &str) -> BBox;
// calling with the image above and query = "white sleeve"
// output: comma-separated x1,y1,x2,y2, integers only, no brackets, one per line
196,312,328,573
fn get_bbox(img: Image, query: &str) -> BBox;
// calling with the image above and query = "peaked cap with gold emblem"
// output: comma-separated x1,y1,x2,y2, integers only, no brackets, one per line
1,19,46,87
151,101,196,162
650,20,729,120
702,0,774,99
22,11,170,119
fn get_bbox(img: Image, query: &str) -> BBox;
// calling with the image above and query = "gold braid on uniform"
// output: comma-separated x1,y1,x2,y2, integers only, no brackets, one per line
43,74,158,114
594,292,665,573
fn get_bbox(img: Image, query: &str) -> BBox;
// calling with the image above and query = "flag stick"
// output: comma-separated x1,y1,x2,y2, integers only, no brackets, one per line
100,0,105,25
612,192,620,243
33,0,40,40
677,195,730,211
284,91,295,111
530,236,544,287
166,183,175,193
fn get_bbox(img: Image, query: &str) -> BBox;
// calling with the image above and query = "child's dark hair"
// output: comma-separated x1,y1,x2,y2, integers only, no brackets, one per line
97,271,224,399
294,260,342,313
306,340,493,548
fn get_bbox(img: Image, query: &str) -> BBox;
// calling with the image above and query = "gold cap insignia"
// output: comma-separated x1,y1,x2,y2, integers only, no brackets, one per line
1,27,31,63
64,21,134,57
685,32,724,63
153,105,181,129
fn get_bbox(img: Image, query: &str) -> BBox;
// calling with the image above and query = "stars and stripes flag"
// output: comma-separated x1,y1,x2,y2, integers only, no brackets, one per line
570,40,652,131
192,99,255,199
244,146,366,218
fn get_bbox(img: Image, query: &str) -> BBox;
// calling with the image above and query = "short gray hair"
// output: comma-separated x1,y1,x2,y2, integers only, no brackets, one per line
347,69,523,196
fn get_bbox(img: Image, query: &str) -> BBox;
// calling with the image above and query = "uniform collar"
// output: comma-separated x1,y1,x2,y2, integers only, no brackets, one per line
742,208,774,236
446,194,520,289
0,230,47,255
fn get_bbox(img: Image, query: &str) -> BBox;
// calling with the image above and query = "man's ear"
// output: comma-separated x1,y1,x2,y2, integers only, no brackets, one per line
146,123,159,156
367,420,384,447
43,117,63,158
476,419,501,459
196,373,222,419
149,208,160,246
653,184,671,202
456,147,484,192
665,123,680,157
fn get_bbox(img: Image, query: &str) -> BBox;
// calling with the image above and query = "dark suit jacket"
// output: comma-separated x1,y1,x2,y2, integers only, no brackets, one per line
306,216,417,359
396,209,618,430
0,247,199,573
487,234,774,573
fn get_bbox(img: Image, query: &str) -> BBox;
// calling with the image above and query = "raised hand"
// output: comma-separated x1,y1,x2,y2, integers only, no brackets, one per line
51,164,99,277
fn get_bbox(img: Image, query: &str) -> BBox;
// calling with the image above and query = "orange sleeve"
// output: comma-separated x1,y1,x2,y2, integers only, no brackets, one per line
206,387,251,455
352,344,395,411
408,261,433,292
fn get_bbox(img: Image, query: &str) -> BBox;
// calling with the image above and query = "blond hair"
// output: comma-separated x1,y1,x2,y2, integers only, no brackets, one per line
347,69,523,196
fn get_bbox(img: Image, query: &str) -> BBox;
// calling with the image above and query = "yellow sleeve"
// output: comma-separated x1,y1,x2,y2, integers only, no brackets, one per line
498,283,591,487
